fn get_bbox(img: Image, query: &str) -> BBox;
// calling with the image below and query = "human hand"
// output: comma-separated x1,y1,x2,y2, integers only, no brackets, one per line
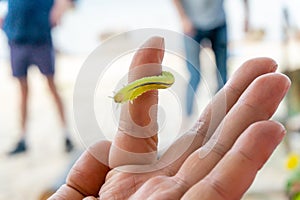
49,37,290,200
182,17,195,36
50,0,73,27
0,18,3,29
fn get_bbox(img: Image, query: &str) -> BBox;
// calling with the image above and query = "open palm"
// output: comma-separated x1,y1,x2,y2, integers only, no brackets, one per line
50,37,290,200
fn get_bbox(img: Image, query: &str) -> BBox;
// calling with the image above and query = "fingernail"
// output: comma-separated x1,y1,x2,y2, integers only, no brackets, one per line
275,121,287,143
284,74,291,91
141,36,165,50
270,61,278,71
279,74,292,100
83,196,98,200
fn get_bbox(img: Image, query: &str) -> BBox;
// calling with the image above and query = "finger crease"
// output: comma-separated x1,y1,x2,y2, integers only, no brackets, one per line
173,175,190,192
211,142,227,158
65,182,86,197
235,149,257,170
237,99,271,120
67,168,93,196
225,83,243,103
204,178,229,199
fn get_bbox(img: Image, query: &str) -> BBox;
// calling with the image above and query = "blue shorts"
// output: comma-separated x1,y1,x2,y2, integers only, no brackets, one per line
9,42,55,77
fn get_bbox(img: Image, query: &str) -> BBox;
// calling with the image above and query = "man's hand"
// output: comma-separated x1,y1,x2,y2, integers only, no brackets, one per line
181,17,196,36
172,0,196,36
50,0,73,27
0,18,3,29
49,37,290,200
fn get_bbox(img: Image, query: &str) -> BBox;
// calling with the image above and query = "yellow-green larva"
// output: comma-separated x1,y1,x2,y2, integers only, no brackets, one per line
113,71,175,103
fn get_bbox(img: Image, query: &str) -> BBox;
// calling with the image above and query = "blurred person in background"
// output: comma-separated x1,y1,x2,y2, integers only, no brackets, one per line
173,0,249,116
0,0,75,155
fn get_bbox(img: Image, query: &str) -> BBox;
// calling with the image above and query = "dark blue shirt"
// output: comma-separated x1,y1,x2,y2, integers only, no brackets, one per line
3,0,54,44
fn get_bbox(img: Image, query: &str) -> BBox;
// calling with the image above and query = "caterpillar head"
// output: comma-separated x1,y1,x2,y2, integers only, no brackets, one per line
113,92,124,103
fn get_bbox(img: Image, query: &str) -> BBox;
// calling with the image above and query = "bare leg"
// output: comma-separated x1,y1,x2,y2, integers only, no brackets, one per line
8,77,28,155
18,77,28,136
46,75,73,152
46,75,66,127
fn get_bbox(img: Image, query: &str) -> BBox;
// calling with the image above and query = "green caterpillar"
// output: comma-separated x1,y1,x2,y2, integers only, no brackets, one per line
113,71,175,103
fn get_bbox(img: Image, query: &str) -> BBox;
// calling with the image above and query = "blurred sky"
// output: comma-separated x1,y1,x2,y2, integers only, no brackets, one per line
1,0,300,55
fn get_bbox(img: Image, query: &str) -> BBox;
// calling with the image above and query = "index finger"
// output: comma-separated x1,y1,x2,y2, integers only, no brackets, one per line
109,36,165,167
